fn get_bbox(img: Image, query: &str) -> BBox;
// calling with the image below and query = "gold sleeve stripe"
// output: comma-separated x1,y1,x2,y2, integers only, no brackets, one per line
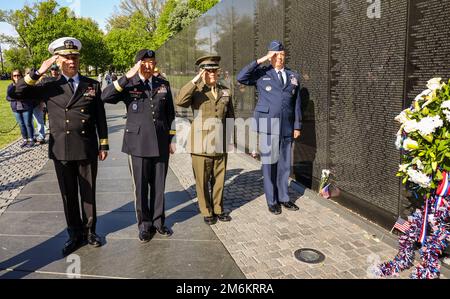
113,80,123,92
55,49,80,55
100,139,109,145
24,74,37,86
170,130,176,135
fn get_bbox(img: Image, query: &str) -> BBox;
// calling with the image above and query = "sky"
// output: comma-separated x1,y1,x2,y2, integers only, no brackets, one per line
0,0,122,42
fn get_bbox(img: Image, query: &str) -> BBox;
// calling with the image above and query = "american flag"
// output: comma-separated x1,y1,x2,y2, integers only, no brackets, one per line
321,184,331,199
393,216,411,233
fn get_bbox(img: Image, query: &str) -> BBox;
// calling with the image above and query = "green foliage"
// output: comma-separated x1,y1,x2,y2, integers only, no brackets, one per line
1,0,221,73
3,48,31,74
105,12,154,71
0,81,21,148
74,18,113,72
167,1,201,34
187,0,220,13
396,79,450,198
1,0,111,73
153,0,178,47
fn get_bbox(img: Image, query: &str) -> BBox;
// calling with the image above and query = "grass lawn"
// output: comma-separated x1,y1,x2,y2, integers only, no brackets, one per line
0,80,21,149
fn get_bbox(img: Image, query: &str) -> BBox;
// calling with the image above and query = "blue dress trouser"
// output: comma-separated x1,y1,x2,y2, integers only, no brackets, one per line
259,133,292,206
14,109,34,140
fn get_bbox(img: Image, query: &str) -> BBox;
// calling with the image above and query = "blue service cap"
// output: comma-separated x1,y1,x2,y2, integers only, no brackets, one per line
268,40,284,51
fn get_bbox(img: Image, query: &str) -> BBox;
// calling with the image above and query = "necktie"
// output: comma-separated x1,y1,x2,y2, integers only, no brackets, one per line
144,79,151,91
211,86,217,99
278,71,285,86
68,78,75,93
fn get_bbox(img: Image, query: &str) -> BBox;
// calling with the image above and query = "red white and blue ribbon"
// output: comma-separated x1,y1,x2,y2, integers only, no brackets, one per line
435,171,449,209
418,198,429,244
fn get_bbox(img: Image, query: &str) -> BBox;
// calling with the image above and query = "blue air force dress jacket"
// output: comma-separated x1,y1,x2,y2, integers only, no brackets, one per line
237,61,302,137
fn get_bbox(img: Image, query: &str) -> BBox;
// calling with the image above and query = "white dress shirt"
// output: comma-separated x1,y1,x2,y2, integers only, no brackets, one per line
274,68,287,86
62,73,80,92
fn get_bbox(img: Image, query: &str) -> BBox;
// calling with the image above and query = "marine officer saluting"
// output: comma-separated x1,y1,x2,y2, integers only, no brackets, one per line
237,40,302,215
8,37,109,255
102,49,176,242
176,56,235,225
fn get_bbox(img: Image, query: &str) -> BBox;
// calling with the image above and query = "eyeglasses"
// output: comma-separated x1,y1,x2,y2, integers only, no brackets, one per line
13,74,22,77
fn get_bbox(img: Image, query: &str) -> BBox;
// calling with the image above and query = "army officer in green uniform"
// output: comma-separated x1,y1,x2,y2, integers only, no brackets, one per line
176,56,235,225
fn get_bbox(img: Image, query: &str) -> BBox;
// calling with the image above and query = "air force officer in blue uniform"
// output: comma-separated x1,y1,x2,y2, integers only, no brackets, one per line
237,40,301,215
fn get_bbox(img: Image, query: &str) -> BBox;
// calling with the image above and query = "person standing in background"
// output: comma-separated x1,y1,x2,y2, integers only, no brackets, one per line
6,70,35,148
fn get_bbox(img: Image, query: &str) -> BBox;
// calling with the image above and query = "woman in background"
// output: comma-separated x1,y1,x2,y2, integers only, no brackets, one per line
6,70,35,148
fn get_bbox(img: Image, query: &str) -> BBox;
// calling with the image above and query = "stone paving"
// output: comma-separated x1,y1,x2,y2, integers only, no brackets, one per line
0,141,48,217
169,153,450,279
1,113,449,278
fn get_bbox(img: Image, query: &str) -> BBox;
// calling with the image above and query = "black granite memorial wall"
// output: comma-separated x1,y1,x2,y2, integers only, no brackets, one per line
157,0,450,228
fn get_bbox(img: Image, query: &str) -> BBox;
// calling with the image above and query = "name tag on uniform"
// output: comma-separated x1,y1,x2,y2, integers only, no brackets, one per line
262,77,271,81
129,89,143,99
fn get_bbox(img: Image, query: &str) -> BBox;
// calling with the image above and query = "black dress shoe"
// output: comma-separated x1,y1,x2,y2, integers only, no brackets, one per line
87,233,102,247
217,213,232,222
268,204,282,215
62,237,85,256
280,201,299,211
139,231,152,243
156,226,173,237
204,216,218,225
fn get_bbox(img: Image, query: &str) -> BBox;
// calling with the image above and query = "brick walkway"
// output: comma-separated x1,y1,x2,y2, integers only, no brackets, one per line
1,128,448,278
169,153,446,279
0,141,48,216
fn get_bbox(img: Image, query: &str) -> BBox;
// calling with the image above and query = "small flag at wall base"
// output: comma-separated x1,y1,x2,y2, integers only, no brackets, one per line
392,216,411,233
319,184,331,199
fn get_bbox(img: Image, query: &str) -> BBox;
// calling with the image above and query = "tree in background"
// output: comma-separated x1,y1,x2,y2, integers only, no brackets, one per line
0,0,220,74
105,12,154,71
188,0,220,14
3,48,30,74
107,0,164,33
0,0,111,75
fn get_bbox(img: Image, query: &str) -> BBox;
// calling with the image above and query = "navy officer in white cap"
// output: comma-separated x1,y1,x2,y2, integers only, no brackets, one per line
8,37,109,256
237,40,302,215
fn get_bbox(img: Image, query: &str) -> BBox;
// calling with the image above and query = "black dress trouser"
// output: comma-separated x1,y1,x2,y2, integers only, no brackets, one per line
128,155,168,233
53,159,98,238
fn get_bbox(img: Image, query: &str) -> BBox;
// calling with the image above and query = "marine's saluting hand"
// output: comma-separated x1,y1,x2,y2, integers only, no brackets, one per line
191,69,206,84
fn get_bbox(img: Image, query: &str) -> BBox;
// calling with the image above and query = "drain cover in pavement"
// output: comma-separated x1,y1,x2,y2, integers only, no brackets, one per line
294,248,326,264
